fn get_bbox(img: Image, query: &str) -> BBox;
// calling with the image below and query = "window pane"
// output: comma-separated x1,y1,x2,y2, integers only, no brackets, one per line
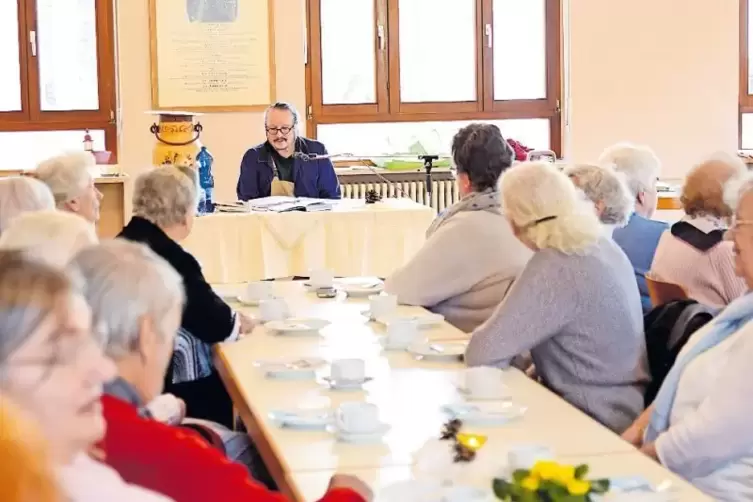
0,130,105,171
493,0,547,100
399,0,476,103
742,114,753,149
320,0,376,105
36,0,100,111
317,119,549,156
0,0,22,112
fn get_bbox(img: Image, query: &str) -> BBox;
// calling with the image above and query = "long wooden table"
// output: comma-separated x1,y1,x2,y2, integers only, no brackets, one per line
214,281,711,501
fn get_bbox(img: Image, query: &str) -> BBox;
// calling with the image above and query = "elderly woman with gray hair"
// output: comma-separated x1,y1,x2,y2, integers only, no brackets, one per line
0,210,98,267
565,164,634,232
118,167,255,427
0,252,170,501
34,152,103,224
72,240,371,502
600,143,668,312
385,123,532,332
465,162,649,433
0,176,55,234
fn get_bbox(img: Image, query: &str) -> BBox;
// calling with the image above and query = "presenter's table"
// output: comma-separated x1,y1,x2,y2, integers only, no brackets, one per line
214,282,711,502
183,199,434,284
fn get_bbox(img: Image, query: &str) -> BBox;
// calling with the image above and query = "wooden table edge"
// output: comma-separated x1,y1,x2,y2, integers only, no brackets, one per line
213,344,305,502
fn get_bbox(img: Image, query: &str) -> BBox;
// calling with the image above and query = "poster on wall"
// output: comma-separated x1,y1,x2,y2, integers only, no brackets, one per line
149,0,275,111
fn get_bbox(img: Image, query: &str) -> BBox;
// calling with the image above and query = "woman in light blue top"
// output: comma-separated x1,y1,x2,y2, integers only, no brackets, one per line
627,174,753,501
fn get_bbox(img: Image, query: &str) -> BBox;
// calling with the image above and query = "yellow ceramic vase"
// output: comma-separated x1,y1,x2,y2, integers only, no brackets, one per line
149,112,203,168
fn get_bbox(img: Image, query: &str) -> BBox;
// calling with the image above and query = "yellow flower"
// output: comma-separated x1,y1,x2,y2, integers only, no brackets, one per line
520,475,540,492
530,460,561,481
567,478,591,496
554,464,576,484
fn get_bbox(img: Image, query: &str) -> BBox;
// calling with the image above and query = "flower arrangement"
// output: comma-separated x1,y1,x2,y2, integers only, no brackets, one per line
506,139,533,161
493,460,610,502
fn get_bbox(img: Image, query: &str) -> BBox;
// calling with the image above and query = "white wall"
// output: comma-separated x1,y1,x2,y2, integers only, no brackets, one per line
566,0,739,179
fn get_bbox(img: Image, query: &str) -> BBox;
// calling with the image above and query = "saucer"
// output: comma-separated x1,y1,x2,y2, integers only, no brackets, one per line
456,385,511,401
378,338,410,351
381,480,492,502
335,278,384,297
213,285,241,301
331,422,391,443
236,294,275,306
441,402,526,426
376,313,445,329
254,357,326,379
269,409,333,430
590,476,675,501
322,376,373,391
265,318,330,335
409,342,466,361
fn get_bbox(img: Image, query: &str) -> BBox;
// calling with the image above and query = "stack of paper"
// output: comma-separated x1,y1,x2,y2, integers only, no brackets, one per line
249,197,336,213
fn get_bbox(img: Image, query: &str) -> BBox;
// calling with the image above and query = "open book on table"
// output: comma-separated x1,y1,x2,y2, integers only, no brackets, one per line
248,196,335,213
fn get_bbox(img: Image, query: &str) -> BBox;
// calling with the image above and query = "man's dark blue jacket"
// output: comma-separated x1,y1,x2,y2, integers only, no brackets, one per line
236,137,341,201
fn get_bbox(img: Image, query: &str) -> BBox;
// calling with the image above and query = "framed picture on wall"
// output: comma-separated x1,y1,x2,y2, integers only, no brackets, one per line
149,0,276,111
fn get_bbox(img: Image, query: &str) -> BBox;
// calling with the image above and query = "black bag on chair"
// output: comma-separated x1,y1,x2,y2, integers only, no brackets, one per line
643,299,720,407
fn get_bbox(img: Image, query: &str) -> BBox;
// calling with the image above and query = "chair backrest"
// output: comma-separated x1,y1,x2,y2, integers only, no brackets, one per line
643,299,719,406
645,273,688,307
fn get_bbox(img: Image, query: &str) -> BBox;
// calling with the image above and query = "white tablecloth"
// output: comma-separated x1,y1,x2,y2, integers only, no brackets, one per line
182,199,434,284
214,282,712,502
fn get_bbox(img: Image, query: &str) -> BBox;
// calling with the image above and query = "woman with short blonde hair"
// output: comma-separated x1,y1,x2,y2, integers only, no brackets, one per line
650,154,747,308
0,176,55,234
0,210,98,267
466,162,648,433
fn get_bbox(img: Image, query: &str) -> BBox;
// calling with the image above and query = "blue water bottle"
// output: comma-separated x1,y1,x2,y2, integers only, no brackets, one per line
196,146,215,214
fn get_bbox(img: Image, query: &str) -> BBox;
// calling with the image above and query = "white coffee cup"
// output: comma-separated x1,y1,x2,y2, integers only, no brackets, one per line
330,358,366,382
260,298,289,322
245,281,273,301
385,319,419,349
464,366,506,399
310,269,334,288
369,294,397,319
336,401,380,434
507,444,555,471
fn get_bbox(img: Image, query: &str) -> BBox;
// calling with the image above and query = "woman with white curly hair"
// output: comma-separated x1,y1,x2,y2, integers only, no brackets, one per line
465,162,649,433
0,176,55,234
0,210,98,267
565,164,634,232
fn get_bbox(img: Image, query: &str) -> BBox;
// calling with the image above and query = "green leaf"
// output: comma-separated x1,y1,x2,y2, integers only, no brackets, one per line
512,469,530,483
590,479,610,493
574,464,589,479
493,478,513,499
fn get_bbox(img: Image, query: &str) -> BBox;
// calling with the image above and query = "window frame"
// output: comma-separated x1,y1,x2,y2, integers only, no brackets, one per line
741,0,753,148
305,0,562,154
0,0,118,161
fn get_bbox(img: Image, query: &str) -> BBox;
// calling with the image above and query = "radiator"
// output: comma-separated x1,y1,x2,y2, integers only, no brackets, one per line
340,180,459,213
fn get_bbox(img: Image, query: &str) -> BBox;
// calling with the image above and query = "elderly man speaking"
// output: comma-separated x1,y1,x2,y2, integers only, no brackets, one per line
236,102,341,201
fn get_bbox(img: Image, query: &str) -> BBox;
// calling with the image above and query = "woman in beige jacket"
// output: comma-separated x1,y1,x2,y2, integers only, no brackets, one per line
385,124,532,332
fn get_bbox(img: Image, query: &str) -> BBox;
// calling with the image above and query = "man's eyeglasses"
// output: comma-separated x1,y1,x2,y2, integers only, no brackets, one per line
265,126,294,135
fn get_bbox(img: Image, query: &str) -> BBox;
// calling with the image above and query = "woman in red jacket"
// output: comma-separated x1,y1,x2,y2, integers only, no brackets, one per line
69,240,371,502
